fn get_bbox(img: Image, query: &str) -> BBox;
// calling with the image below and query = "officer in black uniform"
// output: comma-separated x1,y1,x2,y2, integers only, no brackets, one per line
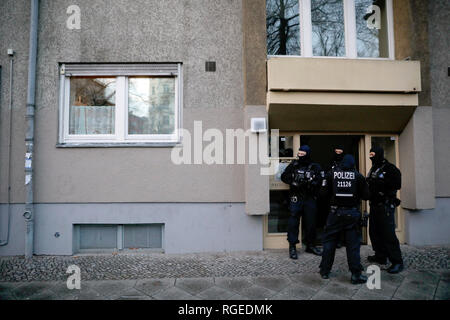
319,154,370,284
367,145,404,274
327,144,345,172
281,145,323,259
326,145,345,249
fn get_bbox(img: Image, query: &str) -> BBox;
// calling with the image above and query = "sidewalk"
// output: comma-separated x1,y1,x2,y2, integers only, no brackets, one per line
0,245,449,300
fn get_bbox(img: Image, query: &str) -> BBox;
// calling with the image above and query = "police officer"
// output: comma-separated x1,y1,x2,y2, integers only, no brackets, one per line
281,145,323,259
367,145,404,274
319,154,370,284
327,144,344,172
326,145,345,249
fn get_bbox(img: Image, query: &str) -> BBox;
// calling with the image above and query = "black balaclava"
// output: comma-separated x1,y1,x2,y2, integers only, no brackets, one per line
333,144,344,163
298,145,311,165
341,154,355,170
370,145,384,166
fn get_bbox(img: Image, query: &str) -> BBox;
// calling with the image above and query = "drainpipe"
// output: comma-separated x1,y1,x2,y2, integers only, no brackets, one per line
0,52,14,247
24,0,39,258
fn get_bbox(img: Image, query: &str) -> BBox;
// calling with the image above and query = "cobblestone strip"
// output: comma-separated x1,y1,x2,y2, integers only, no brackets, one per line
0,245,448,282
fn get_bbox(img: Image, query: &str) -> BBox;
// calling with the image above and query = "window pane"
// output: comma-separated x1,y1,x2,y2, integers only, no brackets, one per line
279,136,294,157
69,78,116,135
311,0,346,56
269,190,290,233
266,0,301,55
128,77,176,135
355,0,389,58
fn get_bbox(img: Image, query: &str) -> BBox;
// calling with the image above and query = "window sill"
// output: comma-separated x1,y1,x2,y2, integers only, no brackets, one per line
56,142,181,148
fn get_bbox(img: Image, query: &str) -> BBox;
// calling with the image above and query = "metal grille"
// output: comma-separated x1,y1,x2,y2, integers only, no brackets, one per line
124,224,163,249
79,225,117,249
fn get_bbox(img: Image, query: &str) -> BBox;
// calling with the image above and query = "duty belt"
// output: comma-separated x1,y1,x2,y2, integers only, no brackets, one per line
331,206,358,210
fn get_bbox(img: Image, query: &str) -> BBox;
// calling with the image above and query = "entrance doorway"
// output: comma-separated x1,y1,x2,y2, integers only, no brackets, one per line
265,132,404,249
266,133,367,249
300,135,364,246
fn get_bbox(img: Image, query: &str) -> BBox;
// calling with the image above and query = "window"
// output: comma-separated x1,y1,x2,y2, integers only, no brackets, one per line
266,0,394,59
59,64,182,145
311,0,346,57
266,0,301,55
73,224,164,253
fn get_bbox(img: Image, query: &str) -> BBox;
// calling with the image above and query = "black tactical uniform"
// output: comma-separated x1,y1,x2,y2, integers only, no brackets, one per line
367,146,404,273
281,145,323,259
319,154,370,284
324,145,345,248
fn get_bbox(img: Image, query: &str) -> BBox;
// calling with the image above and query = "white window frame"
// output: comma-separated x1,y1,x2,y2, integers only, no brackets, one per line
58,63,183,146
270,0,395,60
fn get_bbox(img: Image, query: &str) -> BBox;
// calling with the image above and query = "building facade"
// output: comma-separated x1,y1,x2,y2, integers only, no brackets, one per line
0,0,448,256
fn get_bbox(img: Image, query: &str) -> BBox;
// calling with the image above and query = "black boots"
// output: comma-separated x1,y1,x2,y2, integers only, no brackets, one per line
351,273,368,284
290,244,323,259
305,246,323,256
387,263,404,274
320,272,330,280
367,255,387,265
289,244,298,260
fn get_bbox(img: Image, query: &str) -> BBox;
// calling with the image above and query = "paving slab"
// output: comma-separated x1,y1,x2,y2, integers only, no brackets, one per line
352,290,392,300
252,276,291,293
288,273,330,290
196,286,236,300
66,288,104,300
175,278,214,295
277,283,317,300
434,279,450,300
238,285,277,300
270,292,303,300
109,288,154,300
11,282,55,300
215,277,254,293
398,278,437,299
152,286,198,300
134,278,174,296
226,293,250,300
322,281,360,299
0,282,21,291
394,277,437,301
356,281,398,299
0,291,16,300
47,281,79,300
379,271,406,285
311,291,347,300
85,280,137,298
404,270,441,286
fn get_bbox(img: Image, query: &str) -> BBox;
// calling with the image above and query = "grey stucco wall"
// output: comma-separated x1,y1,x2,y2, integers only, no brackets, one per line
429,0,450,197
0,0,30,204
402,0,450,246
0,0,247,204
405,198,450,246
0,203,263,256
399,106,435,210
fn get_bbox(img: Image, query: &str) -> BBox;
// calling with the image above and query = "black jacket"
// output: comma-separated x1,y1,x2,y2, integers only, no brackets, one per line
281,159,323,199
321,169,370,207
367,159,401,203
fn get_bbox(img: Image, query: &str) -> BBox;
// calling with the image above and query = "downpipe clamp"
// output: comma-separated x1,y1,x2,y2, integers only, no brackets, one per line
23,211,33,221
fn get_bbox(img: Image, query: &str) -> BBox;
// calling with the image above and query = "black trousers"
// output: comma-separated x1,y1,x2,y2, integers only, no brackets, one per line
287,197,317,247
369,202,403,265
320,208,363,275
